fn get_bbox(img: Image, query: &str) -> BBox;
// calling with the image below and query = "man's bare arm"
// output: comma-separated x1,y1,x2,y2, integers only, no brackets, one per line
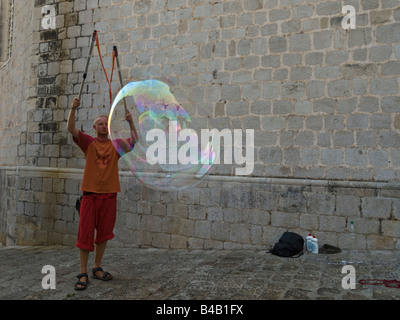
125,112,138,145
67,97,80,140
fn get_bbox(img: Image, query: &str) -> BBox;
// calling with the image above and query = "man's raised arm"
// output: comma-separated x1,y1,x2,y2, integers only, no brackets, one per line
125,112,138,145
67,97,80,140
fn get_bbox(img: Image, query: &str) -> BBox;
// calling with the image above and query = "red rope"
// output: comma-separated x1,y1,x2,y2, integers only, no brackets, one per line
358,279,400,289
94,31,115,107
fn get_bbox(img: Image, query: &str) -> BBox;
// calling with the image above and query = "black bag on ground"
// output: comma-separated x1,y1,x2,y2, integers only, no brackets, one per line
268,232,304,257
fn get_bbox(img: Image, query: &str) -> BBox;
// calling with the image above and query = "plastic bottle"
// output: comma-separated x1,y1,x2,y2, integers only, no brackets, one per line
350,221,355,239
306,234,313,252
311,235,318,254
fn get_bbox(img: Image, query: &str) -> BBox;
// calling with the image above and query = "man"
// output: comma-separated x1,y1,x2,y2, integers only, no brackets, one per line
67,97,137,290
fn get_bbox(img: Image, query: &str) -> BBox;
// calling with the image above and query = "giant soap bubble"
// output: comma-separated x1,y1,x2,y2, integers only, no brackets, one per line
108,79,218,191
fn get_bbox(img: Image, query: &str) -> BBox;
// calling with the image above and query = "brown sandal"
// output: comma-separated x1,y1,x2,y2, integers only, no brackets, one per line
75,273,89,290
91,267,113,281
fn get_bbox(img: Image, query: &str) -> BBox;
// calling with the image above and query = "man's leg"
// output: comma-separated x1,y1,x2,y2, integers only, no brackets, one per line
76,248,90,289
92,194,117,280
92,241,112,279
93,240,107,269
75,194,95,289
80,248,90,273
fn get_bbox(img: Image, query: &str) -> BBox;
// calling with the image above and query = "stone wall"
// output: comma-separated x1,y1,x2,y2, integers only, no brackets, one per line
1,0,400,249
2,166,399,249
0,0,37,245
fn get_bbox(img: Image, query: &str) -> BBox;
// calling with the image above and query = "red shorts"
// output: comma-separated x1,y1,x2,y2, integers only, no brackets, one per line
76,192,117,252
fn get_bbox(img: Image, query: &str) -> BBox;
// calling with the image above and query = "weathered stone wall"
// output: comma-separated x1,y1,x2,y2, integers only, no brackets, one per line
1,0,400,249
27,0,400,182
2,167,399,249
0,0,37,244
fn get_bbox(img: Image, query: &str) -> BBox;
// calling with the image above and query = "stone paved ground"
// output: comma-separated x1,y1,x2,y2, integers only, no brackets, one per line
0,246,399,301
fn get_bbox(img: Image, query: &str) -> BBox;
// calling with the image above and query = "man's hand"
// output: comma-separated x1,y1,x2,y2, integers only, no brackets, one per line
125,112,133,123
71,97,81,109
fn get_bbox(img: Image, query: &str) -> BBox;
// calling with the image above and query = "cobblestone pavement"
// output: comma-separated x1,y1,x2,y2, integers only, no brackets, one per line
0,246,399,300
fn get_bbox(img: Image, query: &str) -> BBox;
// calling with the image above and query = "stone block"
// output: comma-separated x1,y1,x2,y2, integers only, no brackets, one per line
347,115,368,130
252,38,267,55
290,67,312,80
211,221,230,241
382,61,400,76
326,51,348,65
315,66,340,79
361,198,392,219
313,30,332,50
368,150,389,167
376,23,400,44
325,115,344,130
262,82,281,99
278,190,306,213
269,9,290,22
283,147,300,166
273,100,292,114
271,211,299,228
300,148,319,165
259,147,282,164
300,214,319,230
328,79,351,97
316,2,342,15
370,46,393,62
261,55,281,68
366,235,395,250
333,131,354,147
237,39,251,55
269,36,287,53
188,237,204,249
321,149,343,166
151,233,170,248
381,96,400,113
341,64,378,79
295,101,311,114
369,114,391,130
229,223,250,243
244,0,263,11
194,220,211,239
307,81,325,99
170,235,187,249
379,132,400,148
282,20,301,34
348,28,372,47
221,84,241,101
143,215,162,233
293,5,313,19
289,33,311,51
320,215,346,232
193,4,212,18
345,148,367,167
381,220,400,237
308,193,335,215
226,101,249,116
353,48,367,61
163,216,182,234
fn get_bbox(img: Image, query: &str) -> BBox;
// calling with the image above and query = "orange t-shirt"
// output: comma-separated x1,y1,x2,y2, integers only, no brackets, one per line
73,131,130,193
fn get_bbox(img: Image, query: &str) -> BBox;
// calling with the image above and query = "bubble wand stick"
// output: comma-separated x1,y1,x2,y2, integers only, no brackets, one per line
113,45,138,143
113,45,128,114
78,30,97,100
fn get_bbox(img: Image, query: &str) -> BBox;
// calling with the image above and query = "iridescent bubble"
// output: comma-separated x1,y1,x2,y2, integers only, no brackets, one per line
108,79,218,191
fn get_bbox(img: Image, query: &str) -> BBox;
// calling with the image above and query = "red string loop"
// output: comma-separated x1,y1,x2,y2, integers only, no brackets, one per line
94,31,116,107
358,279,400,289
